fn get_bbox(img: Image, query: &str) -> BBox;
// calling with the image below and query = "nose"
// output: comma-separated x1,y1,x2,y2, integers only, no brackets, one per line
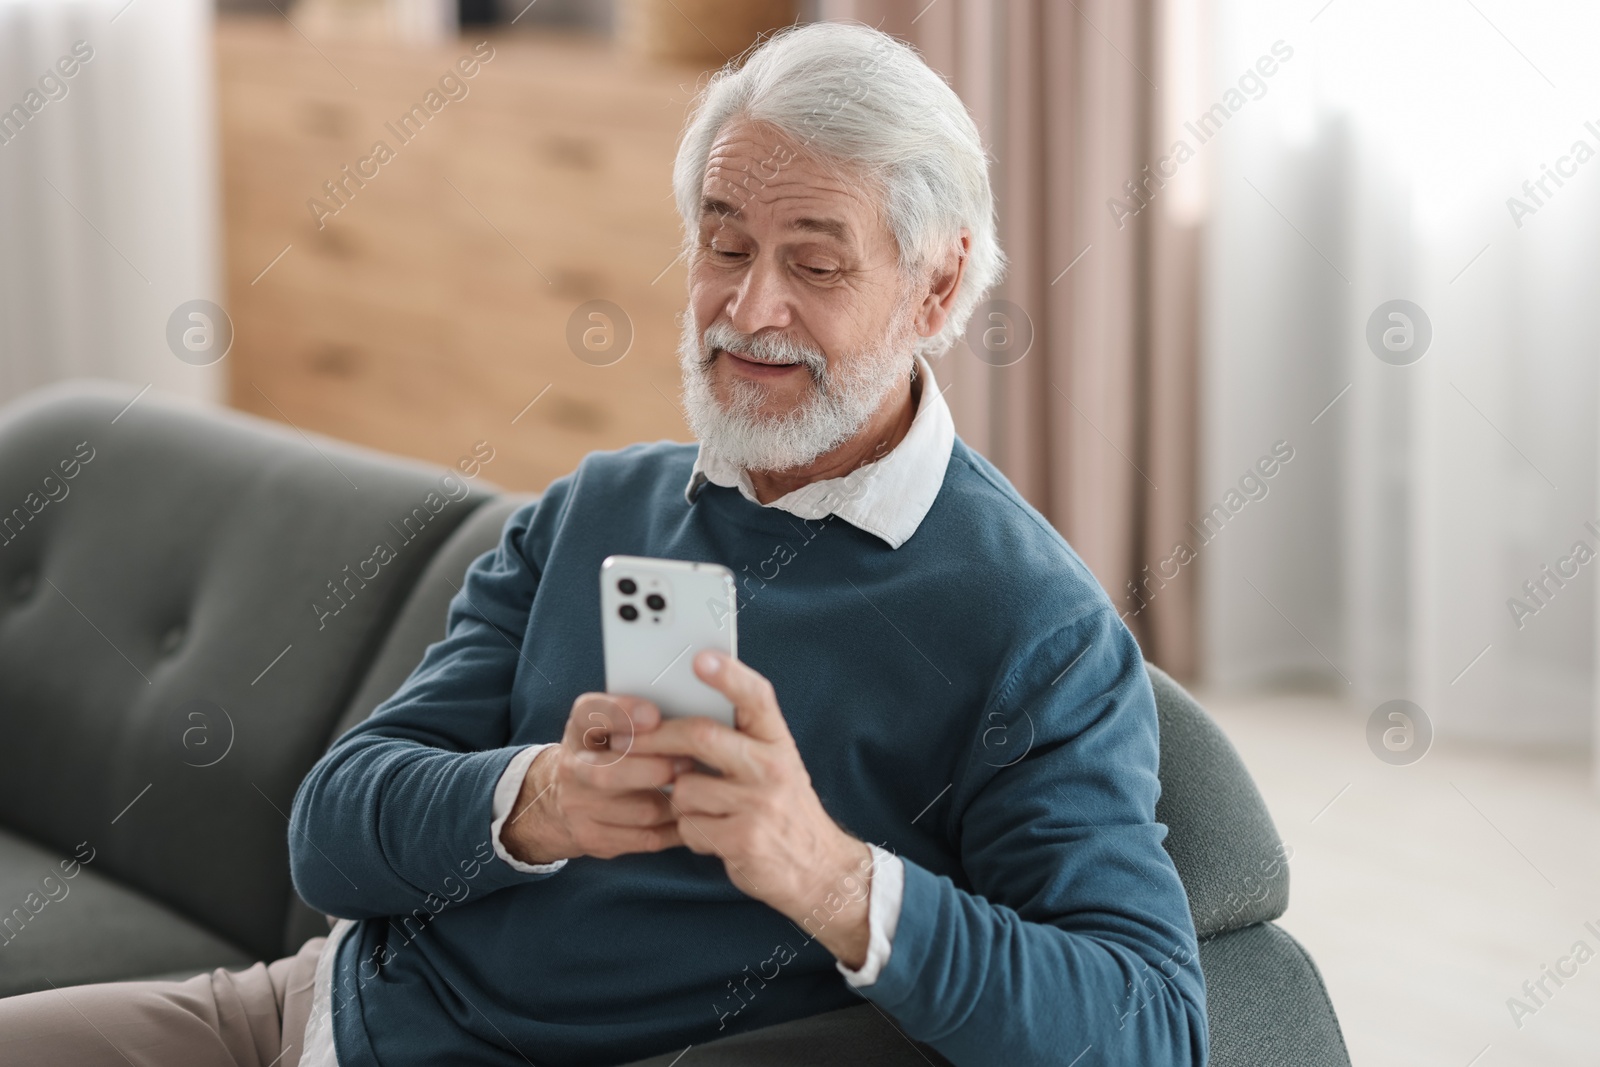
725,254,793,337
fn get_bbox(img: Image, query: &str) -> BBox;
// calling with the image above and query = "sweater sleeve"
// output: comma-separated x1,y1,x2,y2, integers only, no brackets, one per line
289,492,567,919
857,607,1209,1067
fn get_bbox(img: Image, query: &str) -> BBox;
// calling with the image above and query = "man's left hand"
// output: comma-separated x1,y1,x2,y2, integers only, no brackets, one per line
625,649,875,969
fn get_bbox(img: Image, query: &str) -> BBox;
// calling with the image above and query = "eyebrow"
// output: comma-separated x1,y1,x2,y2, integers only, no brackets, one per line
699,197,853,243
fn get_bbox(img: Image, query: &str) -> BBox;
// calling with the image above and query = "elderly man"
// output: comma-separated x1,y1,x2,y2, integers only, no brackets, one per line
0,20,1206,1067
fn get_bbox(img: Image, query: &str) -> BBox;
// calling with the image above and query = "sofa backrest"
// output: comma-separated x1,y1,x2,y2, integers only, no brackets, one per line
1149,664,1290,938
0,380,495,960
325,495,534,746
282,494,533,951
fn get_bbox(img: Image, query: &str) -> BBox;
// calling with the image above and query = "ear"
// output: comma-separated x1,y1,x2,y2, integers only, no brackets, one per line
913,228,971,340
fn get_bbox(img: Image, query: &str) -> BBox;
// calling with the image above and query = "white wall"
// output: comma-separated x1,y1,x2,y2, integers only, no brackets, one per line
0,0,223,409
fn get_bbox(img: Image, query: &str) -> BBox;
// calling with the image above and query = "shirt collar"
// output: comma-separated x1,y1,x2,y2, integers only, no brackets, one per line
684,352,954,549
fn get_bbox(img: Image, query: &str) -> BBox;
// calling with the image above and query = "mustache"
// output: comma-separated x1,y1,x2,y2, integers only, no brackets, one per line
699,321,828,382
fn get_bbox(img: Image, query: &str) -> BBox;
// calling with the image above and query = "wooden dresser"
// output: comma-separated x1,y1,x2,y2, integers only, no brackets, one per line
216,18,701,492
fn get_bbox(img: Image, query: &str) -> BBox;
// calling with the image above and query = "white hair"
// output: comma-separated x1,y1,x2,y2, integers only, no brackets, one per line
671,20,1006,361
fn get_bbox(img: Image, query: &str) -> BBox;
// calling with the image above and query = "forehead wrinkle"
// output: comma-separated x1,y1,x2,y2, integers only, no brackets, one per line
702,164,861,211
700,171,876,252
701,121,876,234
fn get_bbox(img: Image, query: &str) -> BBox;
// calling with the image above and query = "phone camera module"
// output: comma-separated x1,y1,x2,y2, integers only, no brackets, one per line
617,578,637,595
645,593,666,611
619,604,639,621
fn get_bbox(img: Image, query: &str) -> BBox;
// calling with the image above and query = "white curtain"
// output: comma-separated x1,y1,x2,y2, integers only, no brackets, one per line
1201,0,1600,761
0,0,222,409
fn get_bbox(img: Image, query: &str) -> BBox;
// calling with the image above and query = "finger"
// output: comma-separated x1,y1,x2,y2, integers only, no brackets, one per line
666,771,744,816
582,792,677,828
570,750,678,791
691,650,791,744
623,716,699,757
673,811,730,856
570,751,681,792
627,716,755,778
587,820,683,858
567,693,660,755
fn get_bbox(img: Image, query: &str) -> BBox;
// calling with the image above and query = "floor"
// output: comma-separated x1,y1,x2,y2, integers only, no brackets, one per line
1196,687,1600,1067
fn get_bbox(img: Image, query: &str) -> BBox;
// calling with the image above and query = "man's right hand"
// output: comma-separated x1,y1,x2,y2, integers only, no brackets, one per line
501,693,690,865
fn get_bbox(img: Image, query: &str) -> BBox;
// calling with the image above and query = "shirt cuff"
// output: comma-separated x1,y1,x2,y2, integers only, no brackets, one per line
836,845,903,988
490,743,567,874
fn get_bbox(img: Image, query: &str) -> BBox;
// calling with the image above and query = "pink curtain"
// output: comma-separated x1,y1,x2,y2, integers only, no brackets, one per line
818,0,1201,678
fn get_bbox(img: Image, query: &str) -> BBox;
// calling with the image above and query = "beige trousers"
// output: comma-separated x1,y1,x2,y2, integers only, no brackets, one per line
0,935,324,1067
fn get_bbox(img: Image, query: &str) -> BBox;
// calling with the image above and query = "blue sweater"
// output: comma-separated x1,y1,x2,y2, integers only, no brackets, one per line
289,438,1208,1067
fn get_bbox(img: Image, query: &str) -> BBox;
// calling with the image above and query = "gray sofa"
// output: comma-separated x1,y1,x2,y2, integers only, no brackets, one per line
0,379,1350,1067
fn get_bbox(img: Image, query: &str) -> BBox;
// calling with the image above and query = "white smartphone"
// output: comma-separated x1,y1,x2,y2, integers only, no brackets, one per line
600,555,739,727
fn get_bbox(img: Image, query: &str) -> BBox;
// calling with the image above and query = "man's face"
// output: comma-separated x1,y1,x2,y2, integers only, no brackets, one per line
680,117,918,472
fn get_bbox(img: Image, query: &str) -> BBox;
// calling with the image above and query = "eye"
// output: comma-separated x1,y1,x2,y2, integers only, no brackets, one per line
799,263,838,278
703,240,746,262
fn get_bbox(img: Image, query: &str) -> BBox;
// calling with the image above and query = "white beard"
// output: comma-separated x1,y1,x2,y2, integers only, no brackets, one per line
677,304,914,473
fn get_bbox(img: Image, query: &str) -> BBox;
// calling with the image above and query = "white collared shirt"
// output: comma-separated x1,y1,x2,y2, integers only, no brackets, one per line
298,355,953,1067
